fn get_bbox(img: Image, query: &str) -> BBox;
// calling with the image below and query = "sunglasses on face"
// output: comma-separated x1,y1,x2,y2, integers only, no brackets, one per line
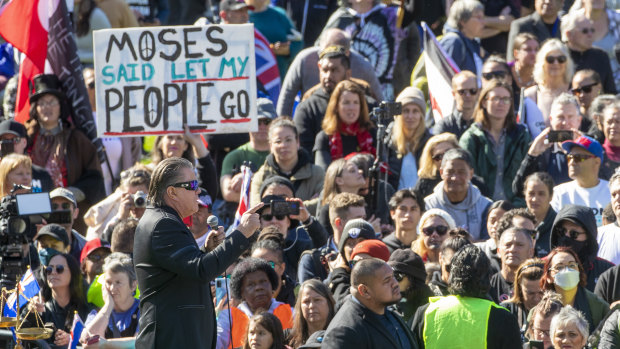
545,55,567,64
171,180,199,191
258,118,272,126
556,227,586,240
422,225,449,236
571,82,599,95
482,71,507,80
580,27,595,35
567,153,596,163
45,265,65,275
87,253,107,262
52,202,72,210
394,272,405,282
456,88,478,96
261,214,286,221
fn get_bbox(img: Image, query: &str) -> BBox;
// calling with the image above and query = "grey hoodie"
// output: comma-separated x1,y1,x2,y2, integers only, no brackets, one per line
425,181,492,240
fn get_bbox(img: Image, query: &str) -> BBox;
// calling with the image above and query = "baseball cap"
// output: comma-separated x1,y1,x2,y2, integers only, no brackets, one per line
35,223,70,247
50,187,77,207
80,238,111,264
561,135,604,161
257,98,277,120
197,187,212,208
220,0,254,11
0,120,26,138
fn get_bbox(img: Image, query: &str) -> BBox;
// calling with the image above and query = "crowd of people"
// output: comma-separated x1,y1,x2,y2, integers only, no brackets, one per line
3,0,620,348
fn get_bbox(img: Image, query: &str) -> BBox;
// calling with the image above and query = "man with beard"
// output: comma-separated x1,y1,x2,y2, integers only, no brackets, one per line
322,258,415,349
550,204,614,291
388,249,434,324
411,245,521,349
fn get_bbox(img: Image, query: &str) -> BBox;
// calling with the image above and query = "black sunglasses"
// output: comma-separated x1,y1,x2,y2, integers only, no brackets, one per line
51,202,72,210
580,27,595,35
556,227,586,240
45,265,65,275
258,118,272,126
394,272,405,282
261,214,287,221
456,88,478,96
422,225,449,236
567,153,596,163
171,180,199,191
571,82,599,95
482,71,507,80
545,55,567,64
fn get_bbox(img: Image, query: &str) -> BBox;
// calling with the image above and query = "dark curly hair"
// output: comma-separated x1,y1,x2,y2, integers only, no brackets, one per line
496,208,536,240
230,257,279,300
448,245,491,298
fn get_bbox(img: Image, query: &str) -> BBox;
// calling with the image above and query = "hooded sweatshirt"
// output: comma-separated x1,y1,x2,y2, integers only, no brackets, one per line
425,181,493,241
550,204,614,291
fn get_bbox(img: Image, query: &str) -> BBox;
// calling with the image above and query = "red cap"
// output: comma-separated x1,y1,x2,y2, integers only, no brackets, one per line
350,239,390,262
80,238,111,264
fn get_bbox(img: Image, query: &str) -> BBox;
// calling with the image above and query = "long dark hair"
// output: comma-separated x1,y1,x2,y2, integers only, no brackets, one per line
242,312,286,349
288,279,336,348
40,253,88,329
75,0,97,37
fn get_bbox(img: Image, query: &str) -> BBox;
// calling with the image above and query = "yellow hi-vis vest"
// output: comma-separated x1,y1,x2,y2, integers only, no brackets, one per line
423,295,503,349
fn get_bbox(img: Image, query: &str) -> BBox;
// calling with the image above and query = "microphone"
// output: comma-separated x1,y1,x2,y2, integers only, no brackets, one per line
207,215,219,231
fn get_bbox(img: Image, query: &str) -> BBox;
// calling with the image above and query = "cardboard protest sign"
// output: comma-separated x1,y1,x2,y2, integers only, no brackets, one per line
93,24,257,137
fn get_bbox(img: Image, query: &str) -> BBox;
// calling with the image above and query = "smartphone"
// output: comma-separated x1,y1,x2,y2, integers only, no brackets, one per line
547,130,573,143
270,200,300,216
215,277,230,305
44,210,72,224
528,340,544,349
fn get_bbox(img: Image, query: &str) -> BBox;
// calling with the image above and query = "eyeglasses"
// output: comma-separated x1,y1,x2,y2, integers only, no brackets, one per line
171,180,199,191
456,88,478,96
556,227,587,240
545,55,567,64
394,272,405,282
482,71,507,80
532,327,550,338
567,153,596,163
51,202,72,210
258,118,272,126
37,100,59,108
261,214,286,221
422,225,449,236
488,96,511,105
571,82,599,95
431,153,445,162
580,27,595,34
550,263,579,273
45,264,65,275
120,169,151,181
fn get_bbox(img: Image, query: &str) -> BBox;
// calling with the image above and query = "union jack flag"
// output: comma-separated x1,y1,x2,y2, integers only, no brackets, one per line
230,165,253,234
255,29,281,105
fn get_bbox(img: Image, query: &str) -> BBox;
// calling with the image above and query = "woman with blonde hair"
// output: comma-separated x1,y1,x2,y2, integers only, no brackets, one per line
522,39,575,138
412,208,456,263
314,80,375,168
413,133,489,199
460,80,531,205
384,87,431,190
500,258,545,329
0,153,33,197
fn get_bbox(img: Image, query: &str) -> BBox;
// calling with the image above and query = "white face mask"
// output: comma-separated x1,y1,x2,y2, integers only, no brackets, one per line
553,268,580,290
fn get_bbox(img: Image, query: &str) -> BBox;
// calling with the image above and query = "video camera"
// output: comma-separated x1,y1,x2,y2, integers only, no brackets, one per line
0,188,53,289
370,101,402,124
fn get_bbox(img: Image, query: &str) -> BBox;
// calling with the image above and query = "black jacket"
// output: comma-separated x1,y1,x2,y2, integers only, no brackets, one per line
433,110,472,140
382,233,410,253
595,264,620,305
550,205,614,291
535,207,556,257
327,267,351,309
294,88,331,155
428,271,449,297
512,150,570,200
274,0,339,47
323,297,417,349
133,205,250,348
411,299,522,349
570,48,617,94
600,307,620,349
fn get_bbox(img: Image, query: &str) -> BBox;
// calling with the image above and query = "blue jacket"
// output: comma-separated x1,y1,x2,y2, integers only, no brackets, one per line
440,25,482,75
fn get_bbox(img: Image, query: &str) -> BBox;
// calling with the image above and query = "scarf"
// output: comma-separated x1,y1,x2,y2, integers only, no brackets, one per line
31,129,66,188
603,139,620,162
329,122,375,160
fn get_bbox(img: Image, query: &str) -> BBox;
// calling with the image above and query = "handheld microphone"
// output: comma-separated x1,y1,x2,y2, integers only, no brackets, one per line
207,215,219,231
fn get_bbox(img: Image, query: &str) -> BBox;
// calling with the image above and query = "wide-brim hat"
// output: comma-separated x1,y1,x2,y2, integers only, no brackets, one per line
29,74,65,104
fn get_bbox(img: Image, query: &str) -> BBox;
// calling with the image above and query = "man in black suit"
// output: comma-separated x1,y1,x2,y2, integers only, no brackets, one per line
507,0,564,60
322,258,416,349
133,157,263,348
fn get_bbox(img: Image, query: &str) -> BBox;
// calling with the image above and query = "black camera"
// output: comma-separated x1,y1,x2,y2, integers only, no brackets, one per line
270,199,300,216
132,191,147,208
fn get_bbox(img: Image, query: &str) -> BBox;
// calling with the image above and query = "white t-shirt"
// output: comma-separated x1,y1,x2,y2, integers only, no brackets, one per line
597,223,620,265
550,179,611,226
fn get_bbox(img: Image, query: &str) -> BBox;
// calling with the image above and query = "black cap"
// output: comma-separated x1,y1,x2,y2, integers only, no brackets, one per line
388,249,427,283
0,120,26,138
35,223,70,247
338,219,376,261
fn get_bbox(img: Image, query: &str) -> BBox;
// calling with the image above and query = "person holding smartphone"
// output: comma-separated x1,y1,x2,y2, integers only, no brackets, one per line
513,93,583,197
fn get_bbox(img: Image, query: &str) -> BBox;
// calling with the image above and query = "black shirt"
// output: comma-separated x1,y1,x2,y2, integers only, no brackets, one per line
489,272,513,304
